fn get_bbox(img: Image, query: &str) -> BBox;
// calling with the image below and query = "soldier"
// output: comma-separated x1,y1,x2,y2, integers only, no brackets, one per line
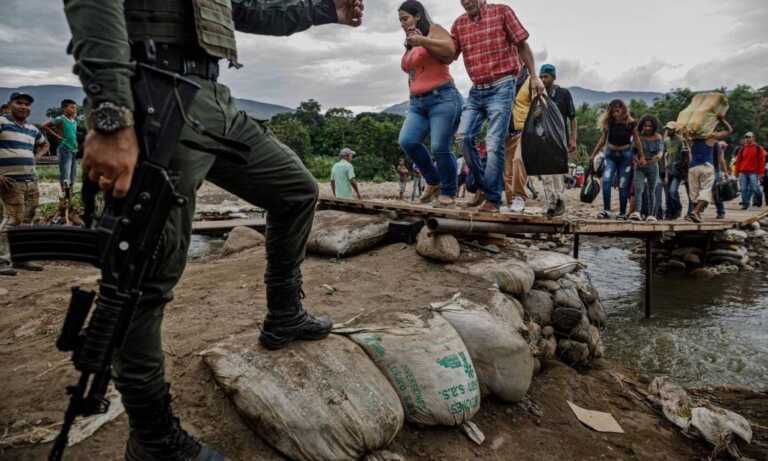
62,1,364,460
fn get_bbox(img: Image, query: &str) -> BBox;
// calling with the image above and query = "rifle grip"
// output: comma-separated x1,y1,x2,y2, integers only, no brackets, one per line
75,284,133,374
57,287,96,352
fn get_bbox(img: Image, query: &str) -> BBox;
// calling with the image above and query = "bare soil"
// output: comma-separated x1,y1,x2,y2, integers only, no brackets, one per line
2,240,767,460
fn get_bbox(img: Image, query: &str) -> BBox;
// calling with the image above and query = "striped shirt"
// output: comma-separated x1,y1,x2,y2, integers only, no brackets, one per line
451,4,529,85
0,115,46,180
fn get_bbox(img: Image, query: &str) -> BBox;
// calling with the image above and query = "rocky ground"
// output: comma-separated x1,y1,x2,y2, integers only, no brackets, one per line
2,239,767,460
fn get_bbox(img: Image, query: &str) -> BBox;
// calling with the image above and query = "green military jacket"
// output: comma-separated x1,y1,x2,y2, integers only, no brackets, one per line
63,0,339,112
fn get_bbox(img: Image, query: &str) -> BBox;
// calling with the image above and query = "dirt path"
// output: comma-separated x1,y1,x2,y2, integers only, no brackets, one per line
1,243,766,460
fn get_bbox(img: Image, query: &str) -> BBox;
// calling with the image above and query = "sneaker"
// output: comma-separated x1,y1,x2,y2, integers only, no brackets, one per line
686,212,702,223
596,210,611,220
617,214,628,221
433,195,456,209
547,198,566,218
13,262,43,272
477,201,500,213
645,216,658,222
509,196,526,213
629,212,642,221
0,266,17,276
419,184,440,204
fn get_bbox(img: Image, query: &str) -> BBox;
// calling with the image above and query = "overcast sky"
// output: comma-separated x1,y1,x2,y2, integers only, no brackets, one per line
1,0,766,112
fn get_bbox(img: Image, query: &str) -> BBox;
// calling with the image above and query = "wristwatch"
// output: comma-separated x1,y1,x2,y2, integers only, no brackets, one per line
88,102,135,135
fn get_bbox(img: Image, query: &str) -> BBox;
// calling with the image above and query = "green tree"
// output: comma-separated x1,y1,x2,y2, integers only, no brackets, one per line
268,117,311,159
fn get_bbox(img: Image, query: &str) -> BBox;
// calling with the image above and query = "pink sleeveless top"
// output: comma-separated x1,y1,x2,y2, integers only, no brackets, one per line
402,46,452,96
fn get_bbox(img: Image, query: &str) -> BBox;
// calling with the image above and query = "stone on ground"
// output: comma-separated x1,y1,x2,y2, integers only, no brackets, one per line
202,334,404,461
221,226,265,256
415,228,461,263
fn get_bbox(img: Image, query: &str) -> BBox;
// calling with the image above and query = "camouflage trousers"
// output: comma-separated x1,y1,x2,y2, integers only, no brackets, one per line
0,179,39,266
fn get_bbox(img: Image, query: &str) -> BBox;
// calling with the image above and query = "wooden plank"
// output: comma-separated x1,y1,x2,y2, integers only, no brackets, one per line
192,218,266,235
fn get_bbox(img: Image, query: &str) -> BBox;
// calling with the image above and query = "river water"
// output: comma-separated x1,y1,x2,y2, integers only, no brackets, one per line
581,242,768,388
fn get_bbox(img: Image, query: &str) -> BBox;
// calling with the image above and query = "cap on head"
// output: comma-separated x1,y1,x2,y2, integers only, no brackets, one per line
665,121,677,131
340,147,356,158
539,64,556,78
745,132,755,138
9,92,34,104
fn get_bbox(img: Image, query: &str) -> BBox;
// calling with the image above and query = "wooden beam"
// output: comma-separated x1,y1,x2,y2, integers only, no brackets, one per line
192,218,266,235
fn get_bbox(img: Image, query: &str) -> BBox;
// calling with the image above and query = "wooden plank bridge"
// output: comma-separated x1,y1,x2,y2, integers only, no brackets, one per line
318,197,768,319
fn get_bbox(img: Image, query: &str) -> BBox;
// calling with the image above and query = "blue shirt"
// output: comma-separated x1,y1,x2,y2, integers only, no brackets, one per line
690,140,714,168
0,115,46,180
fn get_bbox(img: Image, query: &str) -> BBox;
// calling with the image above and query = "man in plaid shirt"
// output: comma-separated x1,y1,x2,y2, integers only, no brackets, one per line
452,0,544,213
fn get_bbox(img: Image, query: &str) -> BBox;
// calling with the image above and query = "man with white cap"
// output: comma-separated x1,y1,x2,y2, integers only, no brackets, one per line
734,131,766,209
331,147,362,200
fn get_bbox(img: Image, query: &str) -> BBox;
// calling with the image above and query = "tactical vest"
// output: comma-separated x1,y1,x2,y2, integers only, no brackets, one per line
124,0,240,66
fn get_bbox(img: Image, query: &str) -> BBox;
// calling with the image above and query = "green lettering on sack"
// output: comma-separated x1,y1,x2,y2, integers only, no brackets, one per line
437,353,462,370
403,365,426,411
459,351,476,379
362,335,386,358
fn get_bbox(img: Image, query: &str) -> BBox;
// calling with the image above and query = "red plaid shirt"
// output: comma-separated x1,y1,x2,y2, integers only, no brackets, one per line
451,4,529,85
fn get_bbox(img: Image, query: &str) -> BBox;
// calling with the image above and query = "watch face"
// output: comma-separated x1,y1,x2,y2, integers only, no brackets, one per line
94,106,122,133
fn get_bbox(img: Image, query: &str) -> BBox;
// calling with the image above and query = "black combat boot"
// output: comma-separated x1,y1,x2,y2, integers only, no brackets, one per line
124,386,227,461
259,285,334,350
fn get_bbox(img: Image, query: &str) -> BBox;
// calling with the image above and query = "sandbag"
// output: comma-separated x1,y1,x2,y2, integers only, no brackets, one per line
494,260,535,296
488,291,527,334
676,92,729,139
433,298,534,403
337,312,481,427
307,210,389,257
522,95,568,176
524,251,584,280
201,334,404,461
416,227,461,263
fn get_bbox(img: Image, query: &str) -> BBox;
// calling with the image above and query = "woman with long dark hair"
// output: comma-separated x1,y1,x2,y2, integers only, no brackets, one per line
397,1,463,208
590,100,645,219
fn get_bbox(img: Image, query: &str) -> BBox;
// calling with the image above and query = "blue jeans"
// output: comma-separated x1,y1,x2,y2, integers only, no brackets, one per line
456,79,516,206
739,173,761,208
666,175,684,218
399,84,463,197
635,162,659,217
714,170,726,216
58,145,78,190
602,147,634,215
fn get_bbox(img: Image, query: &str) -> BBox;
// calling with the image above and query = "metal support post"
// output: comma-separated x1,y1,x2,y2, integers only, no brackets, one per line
645,237,653,319
573,234,580,259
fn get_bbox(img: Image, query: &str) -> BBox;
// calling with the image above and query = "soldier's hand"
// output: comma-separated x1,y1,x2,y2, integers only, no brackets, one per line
336,0,364,27
83,128,139,198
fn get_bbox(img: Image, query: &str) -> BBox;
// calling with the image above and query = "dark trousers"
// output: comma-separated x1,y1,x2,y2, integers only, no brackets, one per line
113,77,319,403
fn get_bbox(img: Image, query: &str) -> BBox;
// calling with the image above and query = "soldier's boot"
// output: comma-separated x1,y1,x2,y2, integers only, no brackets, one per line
124,386,227,461
259,284,333,350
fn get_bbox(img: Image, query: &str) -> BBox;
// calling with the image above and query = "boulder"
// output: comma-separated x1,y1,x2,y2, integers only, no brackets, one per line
307,210,390,258
202,334,404,461
221,226,265,256
558,339,590,365
521,290,554,326
524,251,584,280
495,260,535,296
587,300,608,329
553,287,585,311
552,307,583,333
415,228,461,263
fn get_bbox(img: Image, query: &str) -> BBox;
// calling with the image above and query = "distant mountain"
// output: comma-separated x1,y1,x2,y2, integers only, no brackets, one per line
382,86,665,116
0,85,293,124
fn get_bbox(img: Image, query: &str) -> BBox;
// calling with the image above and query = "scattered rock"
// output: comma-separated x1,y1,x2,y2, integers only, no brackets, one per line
221,226,265,256
416,228,461,263
521,290,554,326
490,436,506,451
495,260,535,296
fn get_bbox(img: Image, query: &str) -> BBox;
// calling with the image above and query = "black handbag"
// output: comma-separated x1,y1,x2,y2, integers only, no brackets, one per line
580,165,601,204
715,177,739,202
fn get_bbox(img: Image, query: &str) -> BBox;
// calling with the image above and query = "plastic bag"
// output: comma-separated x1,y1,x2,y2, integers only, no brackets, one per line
522,95,568,176
715,177,739,202
580,164,601,204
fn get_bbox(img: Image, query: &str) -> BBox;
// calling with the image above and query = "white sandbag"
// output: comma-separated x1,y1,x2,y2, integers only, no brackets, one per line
691,406,752,447
221,226,264,256
488,291,527,334
524,250,584,280
307,210,390,257
337,312,481,427
494,260,535,296
202,334,404,461
433,298,534,403
416,228,461,263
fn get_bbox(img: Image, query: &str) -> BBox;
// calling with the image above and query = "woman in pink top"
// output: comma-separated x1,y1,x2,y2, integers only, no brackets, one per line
397,1,463,208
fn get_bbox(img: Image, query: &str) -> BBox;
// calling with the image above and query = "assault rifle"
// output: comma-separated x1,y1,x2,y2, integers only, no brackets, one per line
7,46,244,460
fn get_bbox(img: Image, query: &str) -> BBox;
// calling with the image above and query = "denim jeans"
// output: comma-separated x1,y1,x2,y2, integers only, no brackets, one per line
666,175,685,218
714,170,726,216
739,173,761,208
57,145,78,190
456,79,516,206
602,147,634,215
399,84,463,197
635,162,659,217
